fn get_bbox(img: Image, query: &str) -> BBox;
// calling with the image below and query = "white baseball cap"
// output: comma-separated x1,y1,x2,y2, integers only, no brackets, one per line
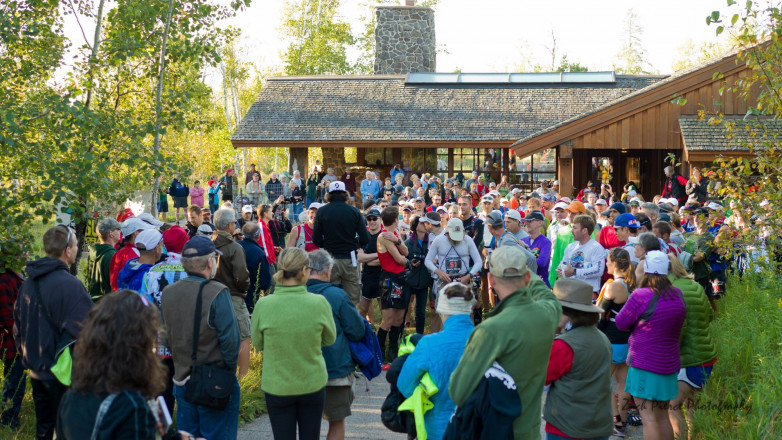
308,202,323,210
643,250,669,275
595,199,608,206
505,210,522,222
121,217,153,237
328,181,346,193
554,201,569,211
137,212,164,227
241,205,253,214
135,229,163,251
446,218,465,241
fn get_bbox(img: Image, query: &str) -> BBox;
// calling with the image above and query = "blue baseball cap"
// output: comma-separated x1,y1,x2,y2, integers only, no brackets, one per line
614,213,639,229
601,202,627,217
541,193,557,202
182,236,222,257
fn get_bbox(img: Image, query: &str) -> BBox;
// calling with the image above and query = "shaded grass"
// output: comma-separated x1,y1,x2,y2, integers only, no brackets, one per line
688,271,782,439
0,352,266,439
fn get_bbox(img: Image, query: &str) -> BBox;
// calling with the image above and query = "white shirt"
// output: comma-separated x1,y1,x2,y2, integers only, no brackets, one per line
558,239,606,293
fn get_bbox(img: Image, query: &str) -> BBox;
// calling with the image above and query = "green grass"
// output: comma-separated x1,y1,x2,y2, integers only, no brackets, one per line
688,271,782,439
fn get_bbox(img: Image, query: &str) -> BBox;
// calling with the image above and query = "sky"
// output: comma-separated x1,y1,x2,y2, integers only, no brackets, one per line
61,0,731,85
218,0,729,76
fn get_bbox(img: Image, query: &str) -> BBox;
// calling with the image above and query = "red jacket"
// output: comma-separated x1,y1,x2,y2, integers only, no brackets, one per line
258,220,277,264
109,242,139,291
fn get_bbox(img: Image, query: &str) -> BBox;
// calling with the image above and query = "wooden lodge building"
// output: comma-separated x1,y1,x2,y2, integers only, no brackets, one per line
232,3,763,200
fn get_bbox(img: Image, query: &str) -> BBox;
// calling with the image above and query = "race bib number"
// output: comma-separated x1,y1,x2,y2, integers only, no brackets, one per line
444,257,463,275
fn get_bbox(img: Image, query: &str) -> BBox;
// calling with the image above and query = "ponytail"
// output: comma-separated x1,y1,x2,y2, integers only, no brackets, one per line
609,247,636,291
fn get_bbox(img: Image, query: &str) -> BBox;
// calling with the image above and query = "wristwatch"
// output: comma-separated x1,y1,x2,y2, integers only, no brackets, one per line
396,238,402,245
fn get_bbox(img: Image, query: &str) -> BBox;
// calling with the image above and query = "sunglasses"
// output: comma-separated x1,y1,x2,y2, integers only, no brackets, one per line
59,224,73,247
366,216,379,221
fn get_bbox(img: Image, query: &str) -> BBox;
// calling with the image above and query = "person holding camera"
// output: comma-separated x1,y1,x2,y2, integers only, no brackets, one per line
268,196,293,253
404,215,432,335
424,218,482,333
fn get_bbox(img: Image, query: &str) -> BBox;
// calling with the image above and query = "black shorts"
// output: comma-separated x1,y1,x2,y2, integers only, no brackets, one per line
173,196,188,208
158,201,169,213
379,272,407,310
362,275,381,299
222,193,233,202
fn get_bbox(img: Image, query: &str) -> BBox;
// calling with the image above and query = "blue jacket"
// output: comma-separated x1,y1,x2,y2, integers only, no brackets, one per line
117,259,154,293
360,178,381,199
238,238,272,297
390,168,405,184
397,314,474,440
306,279,366,379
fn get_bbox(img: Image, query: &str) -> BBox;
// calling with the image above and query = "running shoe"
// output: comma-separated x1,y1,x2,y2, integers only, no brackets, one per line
627,410,642,426
612,423,626,437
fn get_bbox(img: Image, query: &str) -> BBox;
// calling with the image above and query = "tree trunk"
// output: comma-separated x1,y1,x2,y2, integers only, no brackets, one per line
150,0,176,216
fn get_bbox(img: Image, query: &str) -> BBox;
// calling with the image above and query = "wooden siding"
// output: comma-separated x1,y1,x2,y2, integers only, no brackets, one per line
570,65,755,151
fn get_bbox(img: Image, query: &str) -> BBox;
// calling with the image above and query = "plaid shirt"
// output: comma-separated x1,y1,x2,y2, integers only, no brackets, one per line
0,269,24,358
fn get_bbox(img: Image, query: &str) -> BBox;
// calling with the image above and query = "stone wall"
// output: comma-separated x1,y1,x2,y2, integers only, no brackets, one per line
374,6,436,75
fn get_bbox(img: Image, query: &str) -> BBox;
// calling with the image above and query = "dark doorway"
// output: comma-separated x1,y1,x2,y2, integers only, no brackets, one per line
573,149,675,201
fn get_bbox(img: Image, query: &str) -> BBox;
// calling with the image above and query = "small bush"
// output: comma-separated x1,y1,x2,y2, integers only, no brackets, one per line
688,271,782,439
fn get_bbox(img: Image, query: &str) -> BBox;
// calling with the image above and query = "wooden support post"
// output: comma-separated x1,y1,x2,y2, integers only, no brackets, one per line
558,145,574,198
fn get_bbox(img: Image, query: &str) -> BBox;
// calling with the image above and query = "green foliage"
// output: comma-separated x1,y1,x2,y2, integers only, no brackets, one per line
239,350,267,423
0,0,249,271
688,273,782,439
671,38,729,71
701,1,782,269
282,0,355,75
555,55,588,72
614,9,655,74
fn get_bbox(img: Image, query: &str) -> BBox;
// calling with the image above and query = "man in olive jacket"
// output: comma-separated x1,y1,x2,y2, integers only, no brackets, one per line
211,208,251,377
449,246,561,440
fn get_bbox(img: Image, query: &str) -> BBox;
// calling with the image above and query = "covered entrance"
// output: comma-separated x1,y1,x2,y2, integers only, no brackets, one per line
572,149,672,198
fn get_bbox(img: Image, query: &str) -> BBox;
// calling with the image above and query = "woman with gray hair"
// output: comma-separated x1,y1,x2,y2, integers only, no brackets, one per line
397,282,475,440
634,232,663,280
251,247,336,440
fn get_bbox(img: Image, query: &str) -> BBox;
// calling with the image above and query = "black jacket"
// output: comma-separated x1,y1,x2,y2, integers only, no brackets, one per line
56,390,159,440
381,353,416,436
14,257,93,380
405,234,432,290
312,194,370,257
442,362,521,440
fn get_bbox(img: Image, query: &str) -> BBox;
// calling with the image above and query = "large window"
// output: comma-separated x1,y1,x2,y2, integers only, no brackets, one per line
365,148,393,166
509,148,556,190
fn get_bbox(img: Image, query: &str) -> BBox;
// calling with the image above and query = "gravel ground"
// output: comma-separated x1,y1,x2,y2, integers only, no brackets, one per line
238,371,644,439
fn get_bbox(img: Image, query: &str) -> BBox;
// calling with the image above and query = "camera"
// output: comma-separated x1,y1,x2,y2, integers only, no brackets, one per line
410,253,425,263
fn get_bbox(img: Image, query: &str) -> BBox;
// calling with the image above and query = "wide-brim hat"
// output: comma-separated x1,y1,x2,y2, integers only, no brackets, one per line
553,279,603,313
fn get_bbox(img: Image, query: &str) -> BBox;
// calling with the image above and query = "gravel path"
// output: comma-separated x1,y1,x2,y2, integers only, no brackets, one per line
238,371,644,439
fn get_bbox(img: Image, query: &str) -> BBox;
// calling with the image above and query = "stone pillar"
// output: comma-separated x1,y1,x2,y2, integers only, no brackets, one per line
374,6,436,74
321,147,345,177
289,147,309,176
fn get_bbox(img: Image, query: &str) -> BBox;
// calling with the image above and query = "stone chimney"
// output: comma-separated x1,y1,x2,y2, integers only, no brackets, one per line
374,4,436,74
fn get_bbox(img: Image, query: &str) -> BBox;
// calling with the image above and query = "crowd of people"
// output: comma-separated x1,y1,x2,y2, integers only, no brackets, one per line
0,160,772,440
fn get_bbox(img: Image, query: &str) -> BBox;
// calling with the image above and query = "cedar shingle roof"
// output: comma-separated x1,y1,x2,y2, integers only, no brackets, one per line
231,75,663,144
510,51,743,147
679,116,782,151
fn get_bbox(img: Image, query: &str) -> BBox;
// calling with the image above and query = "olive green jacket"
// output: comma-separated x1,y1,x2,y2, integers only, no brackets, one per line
671,275,717,367
449,275,561,440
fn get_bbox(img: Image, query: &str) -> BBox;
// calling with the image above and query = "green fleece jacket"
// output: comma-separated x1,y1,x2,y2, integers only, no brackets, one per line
251,284,336,396
87,243,116,299
449,275,561,440
671,275,717,367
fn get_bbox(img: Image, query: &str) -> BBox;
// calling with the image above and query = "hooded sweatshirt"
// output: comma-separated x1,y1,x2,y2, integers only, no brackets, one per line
86,243,116,299
13,257,94,380
117,258,155,293
212,231,250,298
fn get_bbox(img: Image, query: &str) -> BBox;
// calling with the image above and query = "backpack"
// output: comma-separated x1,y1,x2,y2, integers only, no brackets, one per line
348,319,383,381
